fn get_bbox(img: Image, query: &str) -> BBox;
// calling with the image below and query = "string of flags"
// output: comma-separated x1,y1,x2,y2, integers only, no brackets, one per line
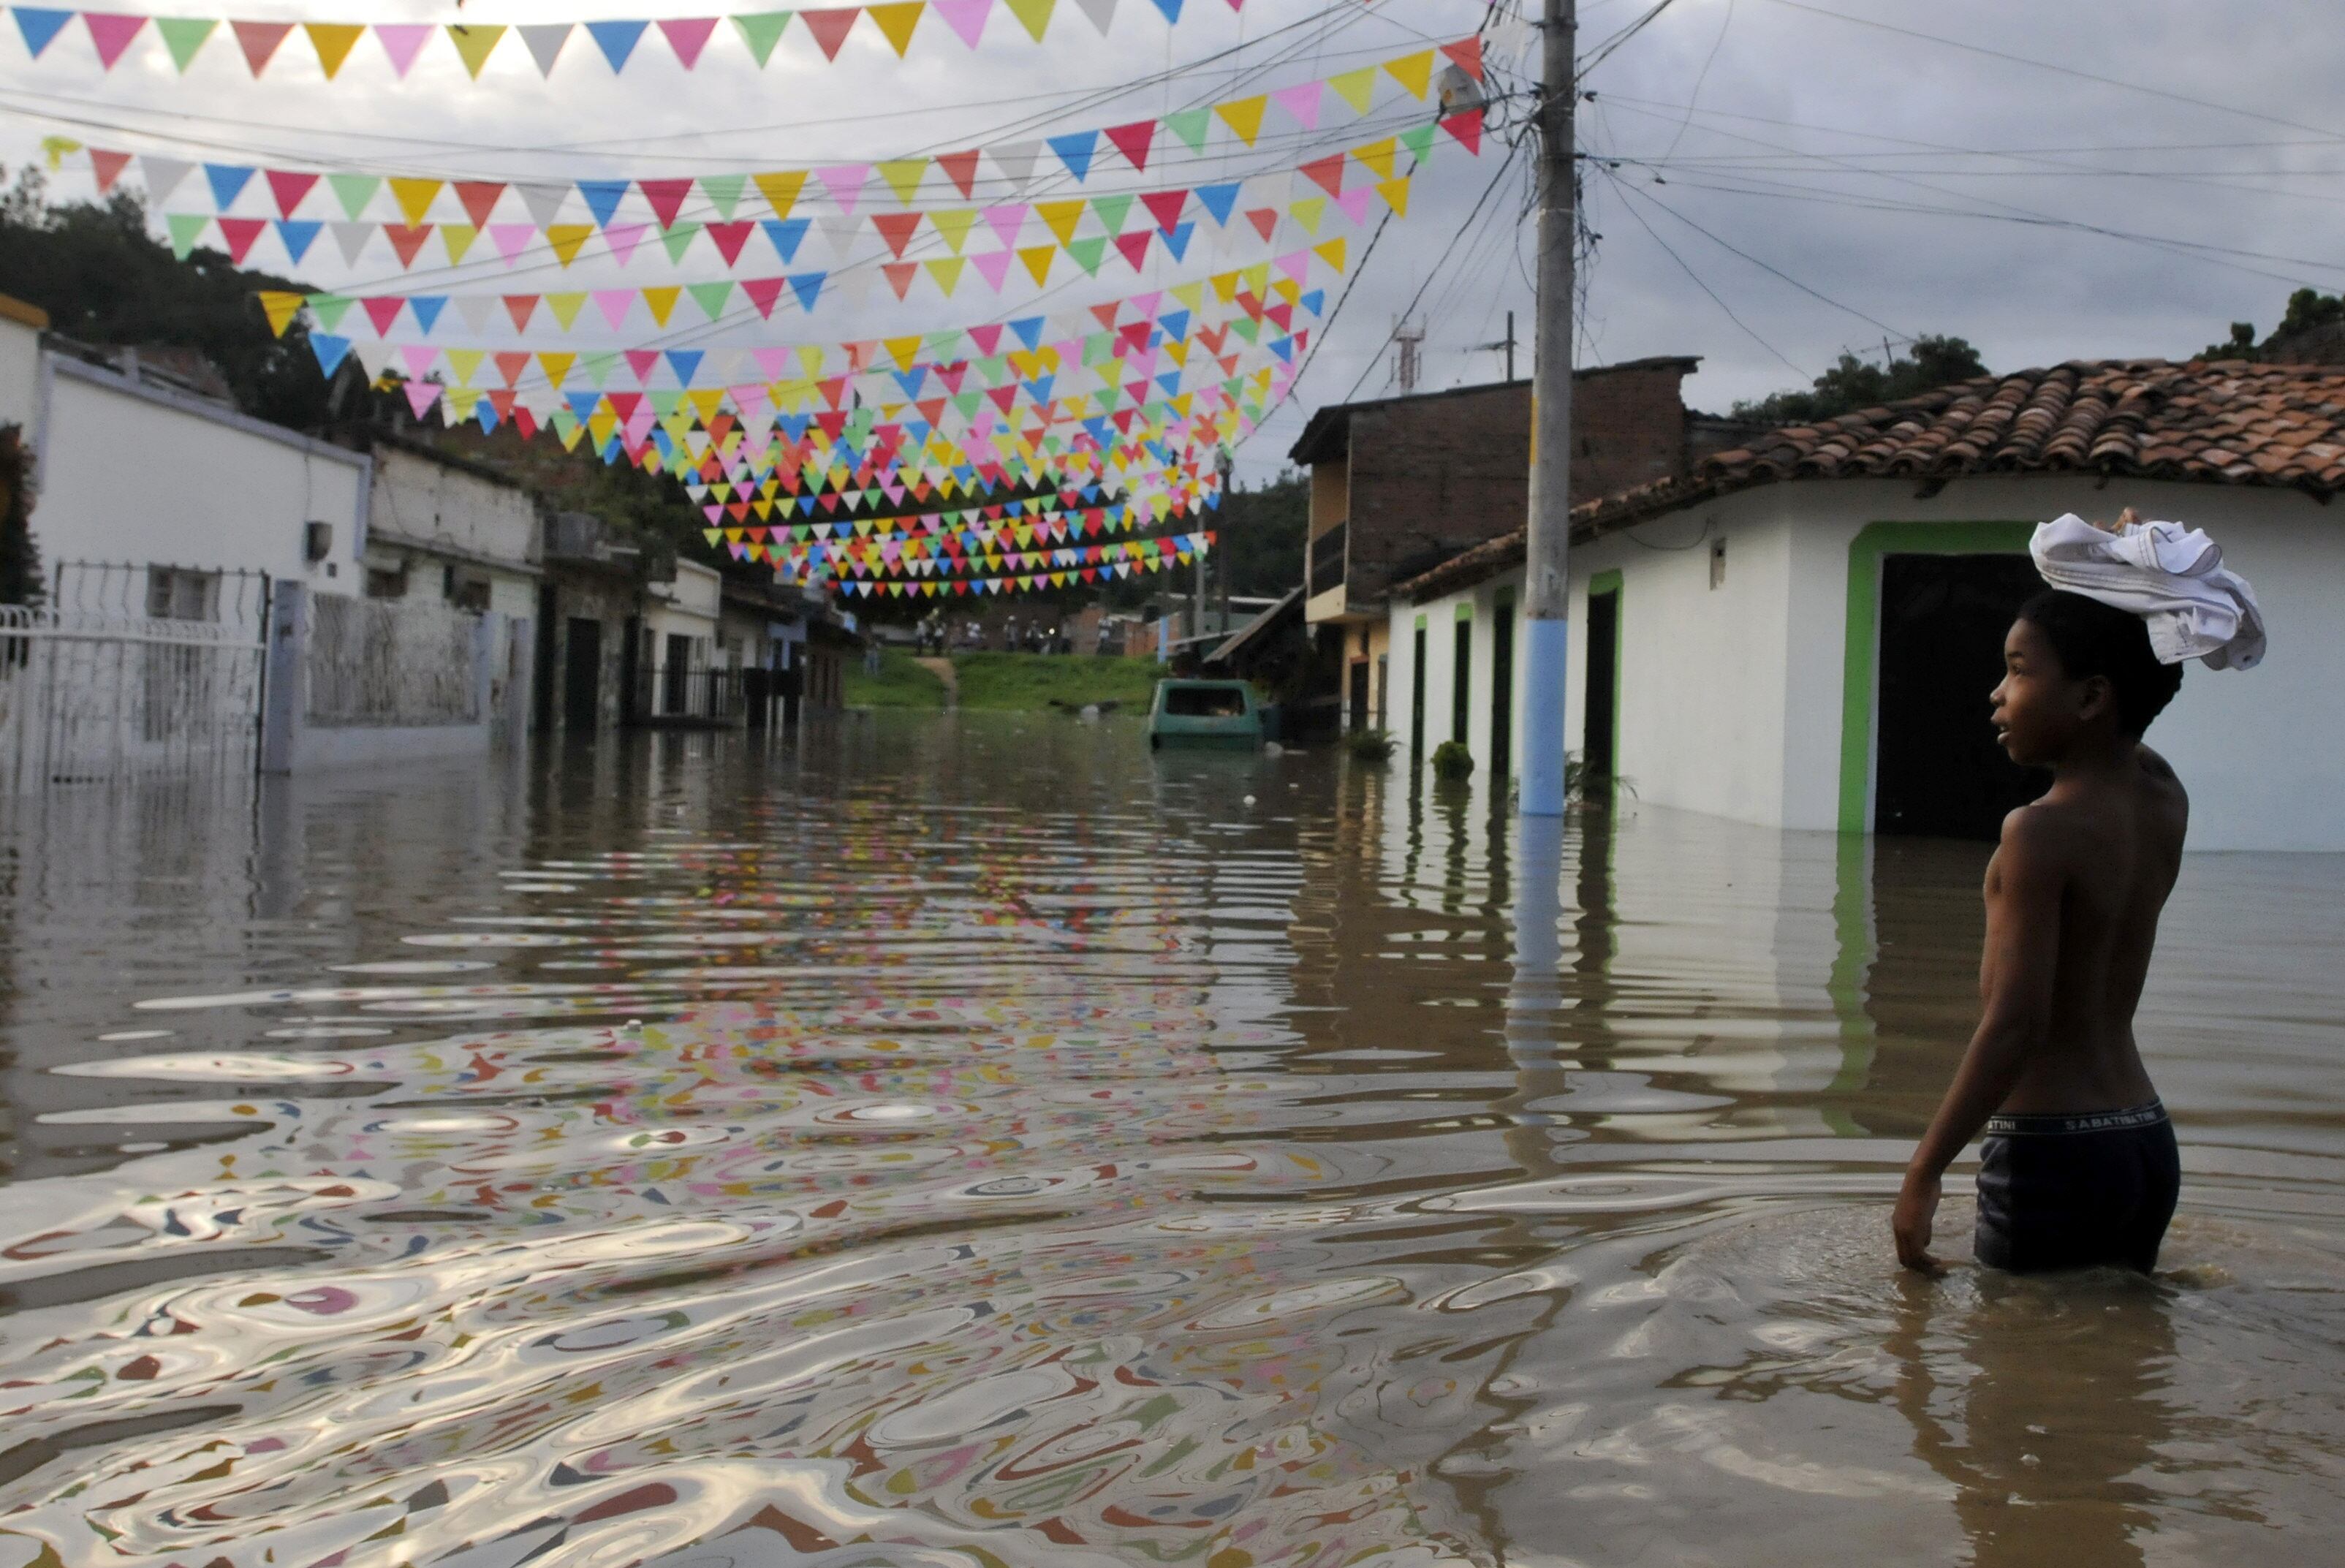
0,1,1346,80
799,531,1219,597
45,37,1480,220
142,133,1440,277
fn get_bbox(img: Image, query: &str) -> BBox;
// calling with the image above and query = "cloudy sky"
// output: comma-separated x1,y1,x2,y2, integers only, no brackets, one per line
4,0,2341,483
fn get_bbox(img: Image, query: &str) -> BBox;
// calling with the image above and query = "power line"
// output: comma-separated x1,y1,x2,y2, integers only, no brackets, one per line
1595,160,1803,374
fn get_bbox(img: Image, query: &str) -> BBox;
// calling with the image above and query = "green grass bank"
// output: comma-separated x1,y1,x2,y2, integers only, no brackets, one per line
844,651,1163,713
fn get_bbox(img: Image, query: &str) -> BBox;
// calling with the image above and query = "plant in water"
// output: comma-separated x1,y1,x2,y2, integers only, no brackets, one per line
1345,728,1395,762
1429,741,1474,780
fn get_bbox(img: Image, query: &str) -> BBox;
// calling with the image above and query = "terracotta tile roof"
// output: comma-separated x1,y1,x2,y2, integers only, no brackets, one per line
1399,358,2345,601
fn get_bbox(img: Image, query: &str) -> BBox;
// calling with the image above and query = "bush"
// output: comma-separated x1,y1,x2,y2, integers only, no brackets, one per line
1429,741,1474,780
1344,728,1394,762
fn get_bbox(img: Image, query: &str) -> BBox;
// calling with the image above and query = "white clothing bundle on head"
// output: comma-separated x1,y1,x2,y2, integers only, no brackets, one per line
2028,513,2267,670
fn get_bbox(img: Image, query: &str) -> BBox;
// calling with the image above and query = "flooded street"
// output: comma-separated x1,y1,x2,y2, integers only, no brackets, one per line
1,714,2341,1567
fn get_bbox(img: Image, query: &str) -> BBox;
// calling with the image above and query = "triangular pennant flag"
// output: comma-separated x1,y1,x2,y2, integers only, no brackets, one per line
300,21,363,77
1073,0,1117,31
446,23,504,77
933,0,993,47
1439,110,1483,156
659,221,701,262
868,2,925,56
156,16,215,72
730,11,792,65
702,172,748,220
83,12,148,71
754,169,809,219
548,224,594,265
143,156,193,203
990,140,1042,192
1271,81,1322,129
89,148,133,194
876,158,930,205
1214,96,1267,145
164,213,210,260
658,17,719,67
1383,49,1433,99
1441,36,1485,82
258,290,306,337
517,181,568,226
518,23,571,75
1375,177,1411,217
1164,106,1212,153
925,256,966,295
762,217,811,262
800,7,860,61
202,162,254,209
817,164,870,213
440,224,478,264
1001,0,1056,40
1328,66,1377,115
1035,199,1084,246
639,177,694,229
1104,120,1155,172
330,221,372,265
452,180,504,227
1140,189,1187,233
1298,154,1345,197
929,208,978,253
374,23,432,77
1018,244,1057,285
215,217,265,264
384,224,434,268
1048,130,1099,181
10,9,74,58
585,18,648,70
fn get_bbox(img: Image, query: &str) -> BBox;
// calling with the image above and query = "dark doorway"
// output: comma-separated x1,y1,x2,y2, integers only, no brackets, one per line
1876,553,2049,839
1490,593,1515,785
1583,587,1619,780
1451,617,1471,746
1347,660,1370,730
534,583,560,734
662,633,692,714
563,616,602,733
619,616,642,724
1410,625,1427,759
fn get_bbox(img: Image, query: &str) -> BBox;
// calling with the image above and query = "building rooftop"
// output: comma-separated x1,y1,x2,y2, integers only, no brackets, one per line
1286,357,1702,466
1398,358,2345,600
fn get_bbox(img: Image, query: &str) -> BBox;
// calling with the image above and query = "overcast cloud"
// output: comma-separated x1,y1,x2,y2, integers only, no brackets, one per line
5,0,2341,485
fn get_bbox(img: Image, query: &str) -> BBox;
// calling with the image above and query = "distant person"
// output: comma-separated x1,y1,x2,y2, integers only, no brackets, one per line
1894,510,2264,1276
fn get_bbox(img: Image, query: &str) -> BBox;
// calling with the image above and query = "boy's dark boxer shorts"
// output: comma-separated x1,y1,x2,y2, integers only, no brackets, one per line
1975,1101,2181,1273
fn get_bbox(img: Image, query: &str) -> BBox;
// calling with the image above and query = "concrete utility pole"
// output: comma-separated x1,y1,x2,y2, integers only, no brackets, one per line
1520,0,1577,818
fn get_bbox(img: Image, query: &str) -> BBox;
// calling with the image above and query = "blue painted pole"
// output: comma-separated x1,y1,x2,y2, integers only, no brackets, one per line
1520,0,1577,817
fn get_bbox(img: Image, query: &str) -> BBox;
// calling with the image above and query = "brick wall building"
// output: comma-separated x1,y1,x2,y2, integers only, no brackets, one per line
1287,357,1705,732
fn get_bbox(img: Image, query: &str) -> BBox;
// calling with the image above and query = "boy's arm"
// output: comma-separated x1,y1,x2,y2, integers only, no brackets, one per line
1892,807,2069,1272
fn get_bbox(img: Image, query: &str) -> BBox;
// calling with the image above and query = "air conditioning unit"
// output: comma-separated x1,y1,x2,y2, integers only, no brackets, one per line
303,520,333,561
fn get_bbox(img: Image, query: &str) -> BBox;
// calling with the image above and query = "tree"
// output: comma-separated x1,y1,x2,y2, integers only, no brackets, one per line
1730,335,1990,425
2201,289,2345,363
1214,469,1308,597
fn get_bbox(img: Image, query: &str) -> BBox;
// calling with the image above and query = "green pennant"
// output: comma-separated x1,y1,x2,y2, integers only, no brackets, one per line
1082,332,1113,367
687,281,734,322
165,213,210,260
700,173,747,221
327,173,382,220
923,330,963,360
306,294,355,331
1164,107,1213,154
156,17,217,72
1399,122,1437,165
1231,317,1261,344
580,350,619,387
659,222,703,263
952,392,982,420
975,354,1009,385
1065,236,1107,276
730,12,793,67
1089,193,1134,234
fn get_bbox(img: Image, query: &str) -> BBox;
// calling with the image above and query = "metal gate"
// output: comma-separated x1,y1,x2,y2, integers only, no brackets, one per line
0,561,270,791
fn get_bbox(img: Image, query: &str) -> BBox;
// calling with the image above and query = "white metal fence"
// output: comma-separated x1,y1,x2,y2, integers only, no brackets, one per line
0,562,269,791
306,592,481,727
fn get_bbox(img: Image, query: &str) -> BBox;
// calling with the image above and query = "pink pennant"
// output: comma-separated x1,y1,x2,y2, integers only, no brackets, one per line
1274,249,1311,281
265,169,318,218
602,223,648,265
1271,81,1322,129
981,204,1026,249
400,346,439,378
932,0,993,48
740,277,785,318
216,218,266,265
707,221,754,265
753,347,792,378
817,164,871,214
970,249,1014,292
967,324,1004,355
489,223,536,264
624,349,662,385
1334,186,1372,223
593,289,635,328
374,23,433,78
657,17,719,67
1113,231,1152,271
404,381,442,420
81,12,148,69
361,297,406,335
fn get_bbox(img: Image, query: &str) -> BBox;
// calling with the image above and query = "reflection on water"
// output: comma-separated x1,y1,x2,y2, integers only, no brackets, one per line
0,715,2341,1566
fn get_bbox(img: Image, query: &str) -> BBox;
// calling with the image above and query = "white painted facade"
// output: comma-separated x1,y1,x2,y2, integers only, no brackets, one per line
34,355,367,591
1389,476,2343,852
363,443,541,621
0,303,44,441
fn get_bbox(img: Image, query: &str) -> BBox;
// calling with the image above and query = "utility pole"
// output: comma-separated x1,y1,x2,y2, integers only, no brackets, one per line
1394,317,1426,393
1520,0,1576,818
1474,310,1518,382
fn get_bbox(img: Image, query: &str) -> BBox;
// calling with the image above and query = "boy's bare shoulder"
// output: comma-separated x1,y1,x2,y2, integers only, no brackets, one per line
1997,796,2088,866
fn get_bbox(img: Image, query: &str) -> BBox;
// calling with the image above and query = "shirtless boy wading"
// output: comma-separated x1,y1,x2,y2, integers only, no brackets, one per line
1893,511,2265,1276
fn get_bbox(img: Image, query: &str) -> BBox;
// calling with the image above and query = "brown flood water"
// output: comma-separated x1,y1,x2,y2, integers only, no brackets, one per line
0,713,2340,1567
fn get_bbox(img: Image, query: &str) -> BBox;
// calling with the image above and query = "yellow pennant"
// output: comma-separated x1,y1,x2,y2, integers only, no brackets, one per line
754,170,809,220
1352,137,1398,181
868,2,927,57
544,292,587,328
876,157,931,205
1018,244,1056,284
1327,67,1377,115
928,208,977,253
1288,197,1326,235
547,224,594,266
1169,279,1205,311
884,336,923,371
538,352,576,388
642,287,682,325
1384,50,1434,99
440,224,478,265
388,178,442,227
797,344,827,378
1376,177,1412,217
1314,238,1349,273
1215,96,1268,146
445,348,485,387
258,291,306,338
306,22,363,78
446,24,504,79
1035,200,1086,246
1002,0,1056,42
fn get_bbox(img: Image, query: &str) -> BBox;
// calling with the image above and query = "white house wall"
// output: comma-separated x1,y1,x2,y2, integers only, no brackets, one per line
0,312,42,441
368,445,540,620
37,357,366,589
1391,474,2344,852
